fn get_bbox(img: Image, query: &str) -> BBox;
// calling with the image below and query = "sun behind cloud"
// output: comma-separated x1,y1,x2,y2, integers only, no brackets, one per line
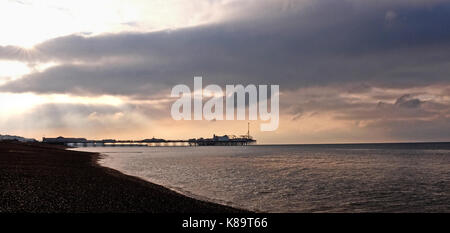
0,0,230,48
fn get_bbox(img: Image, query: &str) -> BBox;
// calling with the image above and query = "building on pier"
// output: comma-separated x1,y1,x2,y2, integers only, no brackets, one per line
43,136,87,145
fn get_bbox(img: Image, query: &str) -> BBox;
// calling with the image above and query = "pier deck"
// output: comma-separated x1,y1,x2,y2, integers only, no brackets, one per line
45,137,256,147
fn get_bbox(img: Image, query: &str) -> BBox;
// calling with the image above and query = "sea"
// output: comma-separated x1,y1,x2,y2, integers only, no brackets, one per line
75,143,450,212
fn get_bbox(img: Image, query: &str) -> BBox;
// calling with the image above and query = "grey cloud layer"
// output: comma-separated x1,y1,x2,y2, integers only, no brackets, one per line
2,0,450,95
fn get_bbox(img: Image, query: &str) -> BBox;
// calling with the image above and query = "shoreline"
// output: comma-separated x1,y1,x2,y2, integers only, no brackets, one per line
91,151,256,212
0,141,249,213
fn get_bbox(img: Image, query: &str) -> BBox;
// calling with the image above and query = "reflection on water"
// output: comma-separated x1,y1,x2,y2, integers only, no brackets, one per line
76,144,450,212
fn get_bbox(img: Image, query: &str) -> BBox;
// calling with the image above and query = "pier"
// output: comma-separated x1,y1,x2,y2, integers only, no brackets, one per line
43,136,256,147
43,123,256,147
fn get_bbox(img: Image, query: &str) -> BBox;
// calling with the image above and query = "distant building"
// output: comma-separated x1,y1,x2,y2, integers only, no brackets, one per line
142,137,166,142
101,139,116,143
192,134,255,146
42,136,87,145
213,134,230,141
0,134,36,142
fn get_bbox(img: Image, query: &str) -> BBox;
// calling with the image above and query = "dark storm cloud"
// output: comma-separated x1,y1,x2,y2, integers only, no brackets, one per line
0,63,169,96
394,94,423,108
2,0,450,95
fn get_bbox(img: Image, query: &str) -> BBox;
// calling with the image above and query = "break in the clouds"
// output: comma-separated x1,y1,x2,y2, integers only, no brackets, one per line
0,0,450,143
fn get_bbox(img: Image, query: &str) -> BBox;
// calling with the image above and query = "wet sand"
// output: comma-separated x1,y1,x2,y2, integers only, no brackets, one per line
0,141,247,213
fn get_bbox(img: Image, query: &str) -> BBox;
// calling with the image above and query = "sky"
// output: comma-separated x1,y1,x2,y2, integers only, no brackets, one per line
0,0,450,143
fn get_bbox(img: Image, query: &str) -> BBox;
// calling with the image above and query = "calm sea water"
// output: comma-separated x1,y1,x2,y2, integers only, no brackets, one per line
76,143,450,212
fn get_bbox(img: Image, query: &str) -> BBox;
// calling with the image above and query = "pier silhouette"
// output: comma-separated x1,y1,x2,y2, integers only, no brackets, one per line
43,135,256,147
43,123,256,147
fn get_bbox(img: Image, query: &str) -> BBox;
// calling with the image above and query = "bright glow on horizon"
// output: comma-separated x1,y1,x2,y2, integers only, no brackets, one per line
0,92,125,115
